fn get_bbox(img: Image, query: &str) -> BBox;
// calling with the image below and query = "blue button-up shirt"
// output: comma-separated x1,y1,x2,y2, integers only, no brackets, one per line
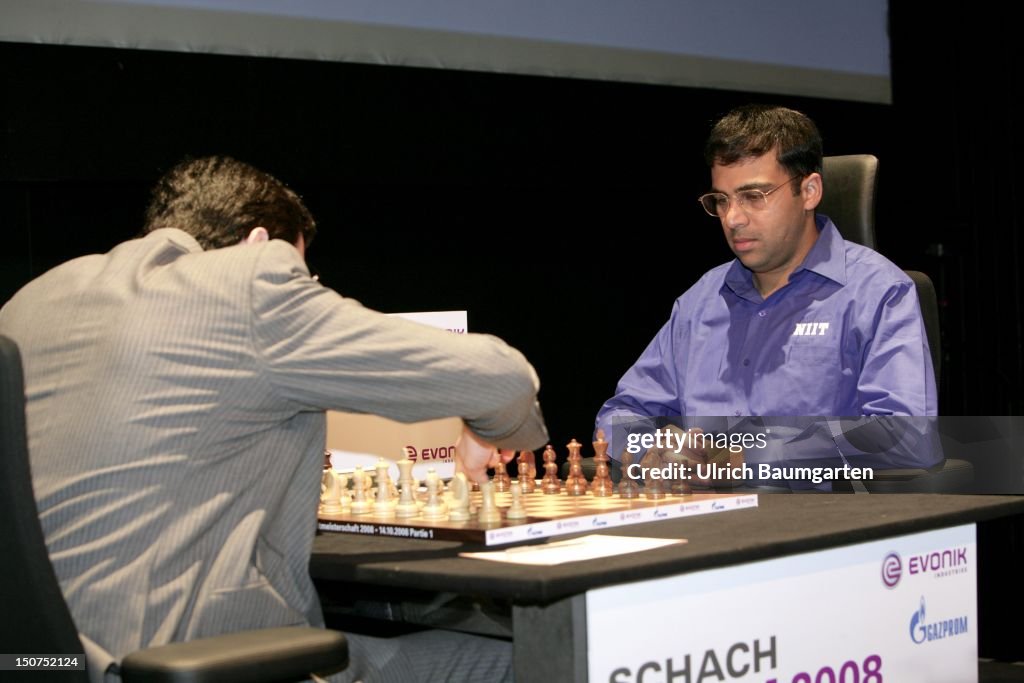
597,216,939,472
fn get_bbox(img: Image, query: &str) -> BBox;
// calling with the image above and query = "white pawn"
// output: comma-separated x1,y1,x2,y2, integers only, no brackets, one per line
478,481,502,524
336,472,351,511
350,466,372,514
420,469,448,519
396,477,420,517
506,480,528,520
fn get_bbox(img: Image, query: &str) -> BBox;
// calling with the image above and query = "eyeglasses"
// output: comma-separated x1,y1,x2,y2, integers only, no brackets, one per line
698,176,803,218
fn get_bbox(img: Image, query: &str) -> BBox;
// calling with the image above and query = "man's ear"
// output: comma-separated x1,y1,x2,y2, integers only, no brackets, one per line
802,172,823,211
243,227,270,244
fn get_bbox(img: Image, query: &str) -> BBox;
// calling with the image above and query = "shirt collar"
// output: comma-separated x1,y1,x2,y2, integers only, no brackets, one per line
723,214,847,302
149,227,204,253
798,215,847,286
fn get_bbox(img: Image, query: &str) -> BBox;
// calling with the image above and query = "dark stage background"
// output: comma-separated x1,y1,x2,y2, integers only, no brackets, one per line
2,4,1022,456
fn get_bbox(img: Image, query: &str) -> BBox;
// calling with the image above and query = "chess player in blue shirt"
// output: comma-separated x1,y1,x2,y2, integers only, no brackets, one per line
596,105,940,488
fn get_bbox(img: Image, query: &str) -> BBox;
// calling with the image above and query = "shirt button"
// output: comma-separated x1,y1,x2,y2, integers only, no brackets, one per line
758,311,767,317
742,359,750,366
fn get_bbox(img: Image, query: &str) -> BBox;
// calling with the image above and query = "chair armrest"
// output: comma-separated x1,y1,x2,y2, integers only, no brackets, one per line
120,626,348,683
867,467,931,481
863,459,974,493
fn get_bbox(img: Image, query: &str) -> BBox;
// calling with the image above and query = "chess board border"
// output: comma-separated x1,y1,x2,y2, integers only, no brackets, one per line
318,492,758,546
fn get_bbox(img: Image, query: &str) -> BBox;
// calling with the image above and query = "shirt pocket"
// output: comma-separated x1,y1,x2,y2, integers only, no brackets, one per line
781,340,848,413
786,343,837,363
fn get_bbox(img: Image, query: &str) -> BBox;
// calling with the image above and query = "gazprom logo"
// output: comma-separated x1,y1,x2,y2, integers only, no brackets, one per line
882,552,902,588
909,597,969,644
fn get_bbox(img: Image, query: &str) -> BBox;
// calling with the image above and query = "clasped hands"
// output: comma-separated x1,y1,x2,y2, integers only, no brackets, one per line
639,425,745,488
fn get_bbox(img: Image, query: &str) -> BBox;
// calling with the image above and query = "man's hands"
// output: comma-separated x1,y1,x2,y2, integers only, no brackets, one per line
455,424,517,485
644,424,745,488
693,444,745,487
653,424,709,469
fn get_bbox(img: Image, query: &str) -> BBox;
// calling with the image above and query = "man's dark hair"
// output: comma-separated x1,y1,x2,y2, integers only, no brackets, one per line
704,105,823,184
144,156,316,250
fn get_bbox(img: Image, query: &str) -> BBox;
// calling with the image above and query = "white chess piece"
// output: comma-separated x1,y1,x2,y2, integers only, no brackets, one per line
396,476,420,517
319,468,346,515
478,481,502,524
506,480,528,520
336,472,351,511
419,469,448,519
397,457,415,491
373,458,397,514
350,466,372,514
447,472,471,521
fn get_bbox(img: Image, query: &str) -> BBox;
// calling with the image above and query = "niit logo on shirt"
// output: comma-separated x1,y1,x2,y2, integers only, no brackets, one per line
792,322,830,336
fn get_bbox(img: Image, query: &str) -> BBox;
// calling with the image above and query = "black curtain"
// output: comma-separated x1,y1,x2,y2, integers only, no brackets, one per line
0,41,899,444
889,3,1024,415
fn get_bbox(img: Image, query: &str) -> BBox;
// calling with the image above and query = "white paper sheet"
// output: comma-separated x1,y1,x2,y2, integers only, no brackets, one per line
459,534,686,565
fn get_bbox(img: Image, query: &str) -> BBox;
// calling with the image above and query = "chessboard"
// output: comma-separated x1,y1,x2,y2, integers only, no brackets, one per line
317,483,758,546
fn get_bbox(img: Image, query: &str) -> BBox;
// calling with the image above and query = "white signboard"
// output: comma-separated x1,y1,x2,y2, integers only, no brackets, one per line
327,311,467,480
587,524,977,683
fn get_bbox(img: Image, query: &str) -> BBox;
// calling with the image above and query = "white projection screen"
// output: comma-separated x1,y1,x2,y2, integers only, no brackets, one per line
1,0,890,103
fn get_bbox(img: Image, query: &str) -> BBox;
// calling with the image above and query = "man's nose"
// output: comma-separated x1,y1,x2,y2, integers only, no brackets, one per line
723,200,748,229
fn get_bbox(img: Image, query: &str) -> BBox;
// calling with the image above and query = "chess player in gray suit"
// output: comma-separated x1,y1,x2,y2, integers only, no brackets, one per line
0,156,548,682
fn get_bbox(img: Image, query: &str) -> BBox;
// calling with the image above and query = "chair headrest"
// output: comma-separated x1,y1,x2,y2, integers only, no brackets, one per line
819,154,879,250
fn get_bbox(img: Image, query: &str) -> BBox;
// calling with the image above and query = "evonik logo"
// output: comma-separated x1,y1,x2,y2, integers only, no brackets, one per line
909,547,969,578
882,552,902,588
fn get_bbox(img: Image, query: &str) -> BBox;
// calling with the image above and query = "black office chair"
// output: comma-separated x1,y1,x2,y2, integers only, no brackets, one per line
820,155,971,493
819,155,942,385
0,335,348,683
819,154,879,250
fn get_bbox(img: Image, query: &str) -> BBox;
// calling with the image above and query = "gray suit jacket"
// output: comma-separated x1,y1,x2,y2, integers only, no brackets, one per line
0,229,547,676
